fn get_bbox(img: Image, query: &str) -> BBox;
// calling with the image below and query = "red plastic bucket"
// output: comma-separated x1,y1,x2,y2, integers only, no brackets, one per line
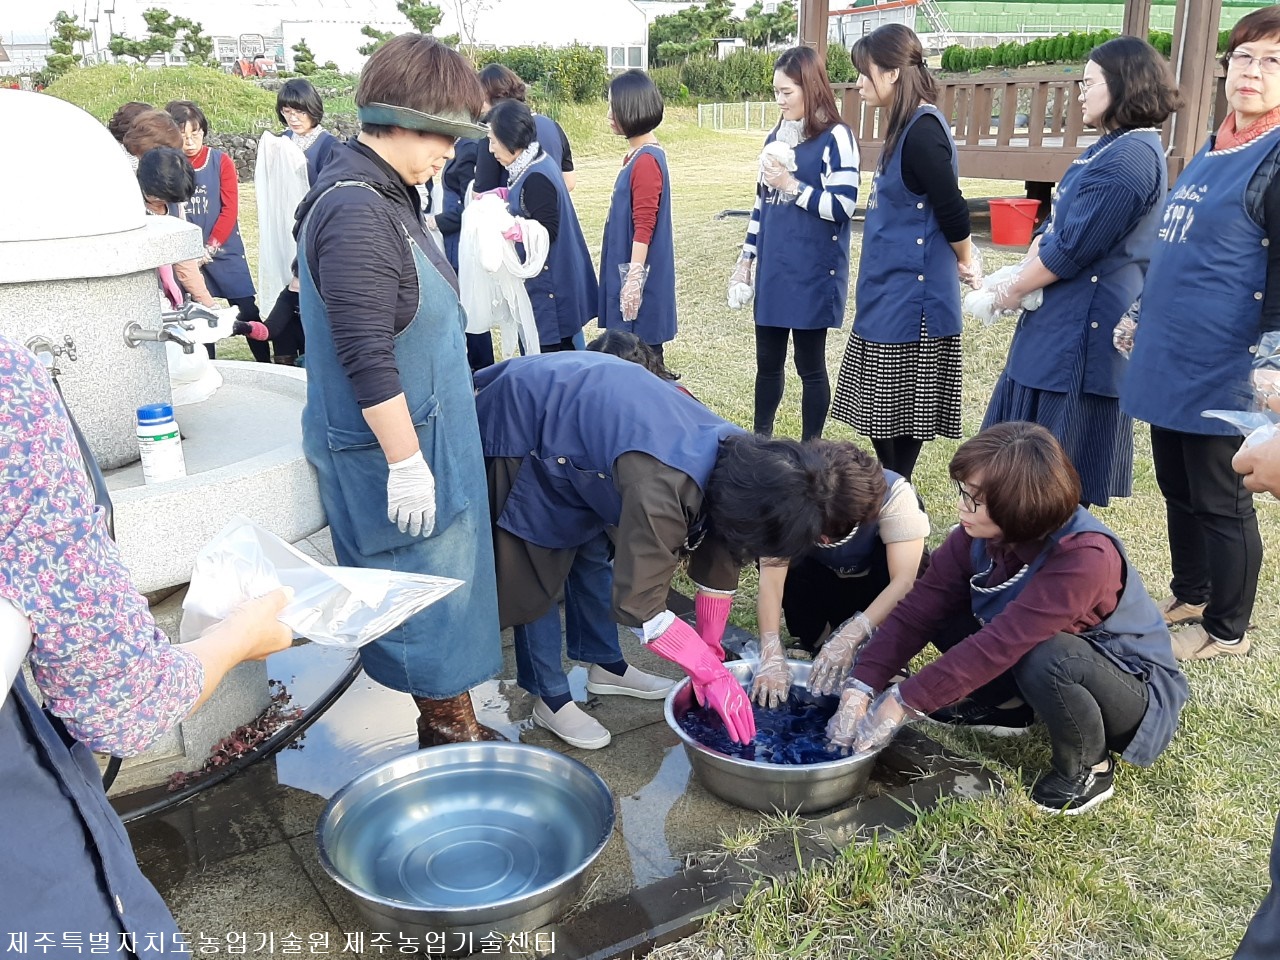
988,197,1041,246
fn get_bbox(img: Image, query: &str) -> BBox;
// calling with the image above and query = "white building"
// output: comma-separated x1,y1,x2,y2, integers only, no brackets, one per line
22,0,650,75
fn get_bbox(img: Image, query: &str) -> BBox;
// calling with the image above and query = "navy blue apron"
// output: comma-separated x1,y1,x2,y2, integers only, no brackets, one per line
753,125,854,331
1123,128,1280,434
1,682,179,955
440,138,479,270
298,181,502,698
854,106,961,343
534,114,565,171
969,507,1188,766
1005,130,1165,396
474,353,743,550
171,146,256,301
807,468,902,575
1235,811,1280,959
597,144,677,345
507,154,598,346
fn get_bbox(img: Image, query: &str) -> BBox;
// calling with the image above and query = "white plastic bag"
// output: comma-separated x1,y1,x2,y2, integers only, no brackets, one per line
255,133,310,298
180,517,462,648
963,264,1044,326
0,600,32,709
458,193,546,357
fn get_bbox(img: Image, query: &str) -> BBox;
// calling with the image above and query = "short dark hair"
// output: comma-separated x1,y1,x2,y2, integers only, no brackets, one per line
479,63,527,104
1225,5,1280,58
165,99,208,135
487,98,537,153
137,146,196,203
123,109,182,157
277,78,324,127
587,330,678,381
707,435,887,563
1090,36,1182,129
948,422,1080,544
107,101,152,144
357,33,485,138
609,69,664,138
774,46,841,142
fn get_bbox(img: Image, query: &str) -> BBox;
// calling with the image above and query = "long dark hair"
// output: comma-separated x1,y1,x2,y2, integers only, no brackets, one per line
851,23,938,169
774,46,841,142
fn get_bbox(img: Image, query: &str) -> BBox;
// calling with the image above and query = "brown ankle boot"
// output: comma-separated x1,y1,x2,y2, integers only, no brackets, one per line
414,692,508,749
272,354,297,366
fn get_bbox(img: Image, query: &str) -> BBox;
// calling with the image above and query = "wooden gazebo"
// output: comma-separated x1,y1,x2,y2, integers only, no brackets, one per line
799,0,1226,186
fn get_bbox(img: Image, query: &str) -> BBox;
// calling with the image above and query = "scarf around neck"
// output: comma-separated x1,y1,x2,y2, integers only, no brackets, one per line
506,141,541,183
1215,105,1280,151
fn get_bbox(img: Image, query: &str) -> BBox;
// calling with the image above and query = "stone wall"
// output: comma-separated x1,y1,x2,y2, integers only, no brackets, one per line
209,115,360,182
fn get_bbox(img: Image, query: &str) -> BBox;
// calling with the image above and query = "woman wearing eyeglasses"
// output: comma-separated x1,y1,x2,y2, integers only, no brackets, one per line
981,36,1180,509
1121,6,1280,662
824,422,1187,815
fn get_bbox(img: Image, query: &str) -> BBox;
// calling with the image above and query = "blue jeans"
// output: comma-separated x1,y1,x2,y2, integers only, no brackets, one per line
513,532,621,699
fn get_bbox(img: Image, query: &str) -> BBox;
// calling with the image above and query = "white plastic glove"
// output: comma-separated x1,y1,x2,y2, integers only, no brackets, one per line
728,254,755,310
1113,316,1137,359
825,678,875,754
957,246,984,290
848,685,924,757
749,630,792,710
962,264,1043,326
386,450,436,538
760,152,801,198
808,611,875,696
619,263,649,323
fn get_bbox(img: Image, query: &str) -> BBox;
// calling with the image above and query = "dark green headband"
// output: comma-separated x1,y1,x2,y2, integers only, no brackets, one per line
357,101,487,138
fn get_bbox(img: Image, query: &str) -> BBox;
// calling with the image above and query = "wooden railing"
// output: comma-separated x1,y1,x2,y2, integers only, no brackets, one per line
834,77,1095,183
834,68,1228,185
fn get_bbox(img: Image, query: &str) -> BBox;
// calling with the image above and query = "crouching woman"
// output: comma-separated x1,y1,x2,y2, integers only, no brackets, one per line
827,421,1188,814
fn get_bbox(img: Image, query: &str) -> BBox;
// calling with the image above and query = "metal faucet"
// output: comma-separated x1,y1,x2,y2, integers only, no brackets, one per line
123,320,197,355
161,299,220,329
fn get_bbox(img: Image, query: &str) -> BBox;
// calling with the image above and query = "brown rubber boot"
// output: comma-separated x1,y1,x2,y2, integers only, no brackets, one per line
414,692,508,749
272,354,297,367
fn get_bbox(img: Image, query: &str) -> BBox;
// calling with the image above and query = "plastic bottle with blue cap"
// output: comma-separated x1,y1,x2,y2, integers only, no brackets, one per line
135,403,187,484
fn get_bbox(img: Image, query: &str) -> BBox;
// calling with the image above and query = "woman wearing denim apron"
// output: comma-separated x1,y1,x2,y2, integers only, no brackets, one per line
1121,7,1280,662
982,37,1179,508
825,423,1187,815
727,46,858,442
830,24,980,480
294,34,503,747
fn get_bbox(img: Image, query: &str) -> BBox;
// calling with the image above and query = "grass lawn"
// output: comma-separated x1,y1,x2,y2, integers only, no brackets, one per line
229,104,1280,959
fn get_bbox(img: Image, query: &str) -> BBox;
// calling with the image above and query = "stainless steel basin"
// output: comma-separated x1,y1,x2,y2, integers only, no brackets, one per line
664,659,876,813
316,742,614,950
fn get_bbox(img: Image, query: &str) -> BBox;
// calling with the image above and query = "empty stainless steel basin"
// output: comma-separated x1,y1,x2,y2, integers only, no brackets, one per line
316,742,614,950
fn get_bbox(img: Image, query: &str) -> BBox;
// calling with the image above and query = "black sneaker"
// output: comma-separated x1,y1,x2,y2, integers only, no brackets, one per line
1030,758,1115,815
927,699,1035,737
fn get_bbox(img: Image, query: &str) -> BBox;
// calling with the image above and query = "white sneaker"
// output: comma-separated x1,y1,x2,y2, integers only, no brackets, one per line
584,664,675,700
531,699,612,749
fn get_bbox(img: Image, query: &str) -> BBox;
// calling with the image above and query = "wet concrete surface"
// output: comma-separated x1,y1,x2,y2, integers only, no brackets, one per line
117,533,1001,957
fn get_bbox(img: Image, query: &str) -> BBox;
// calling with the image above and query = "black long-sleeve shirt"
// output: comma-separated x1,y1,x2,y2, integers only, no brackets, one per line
898,111,971,244
295,140,457,408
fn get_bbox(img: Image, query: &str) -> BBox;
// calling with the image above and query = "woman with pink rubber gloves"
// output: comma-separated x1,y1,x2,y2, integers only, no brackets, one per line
473,352,886,750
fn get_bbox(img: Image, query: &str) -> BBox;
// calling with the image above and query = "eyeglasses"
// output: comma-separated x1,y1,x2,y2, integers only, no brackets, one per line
1226,50,1280,74
1078,77,1107,94
954,480,984,513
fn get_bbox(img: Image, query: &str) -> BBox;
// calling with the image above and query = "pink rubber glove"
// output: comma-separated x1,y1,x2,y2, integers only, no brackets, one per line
475,186,510,201
694,591,732,661
502,222,523,243
650,618,755,744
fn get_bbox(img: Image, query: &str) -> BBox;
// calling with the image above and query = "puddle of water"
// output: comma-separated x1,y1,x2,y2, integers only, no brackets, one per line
618,744,691,887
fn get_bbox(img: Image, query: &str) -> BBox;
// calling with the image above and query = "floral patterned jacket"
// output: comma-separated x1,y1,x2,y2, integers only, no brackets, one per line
0,335,202,755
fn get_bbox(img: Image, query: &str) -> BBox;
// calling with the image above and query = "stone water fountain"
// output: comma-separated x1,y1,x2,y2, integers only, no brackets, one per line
0,90,326,789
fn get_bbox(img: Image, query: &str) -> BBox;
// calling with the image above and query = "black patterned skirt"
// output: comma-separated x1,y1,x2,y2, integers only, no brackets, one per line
830,317,963,440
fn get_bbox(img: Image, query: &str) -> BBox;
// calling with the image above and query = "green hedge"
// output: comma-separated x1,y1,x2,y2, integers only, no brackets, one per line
470,44,607,103
940,28,1230,73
